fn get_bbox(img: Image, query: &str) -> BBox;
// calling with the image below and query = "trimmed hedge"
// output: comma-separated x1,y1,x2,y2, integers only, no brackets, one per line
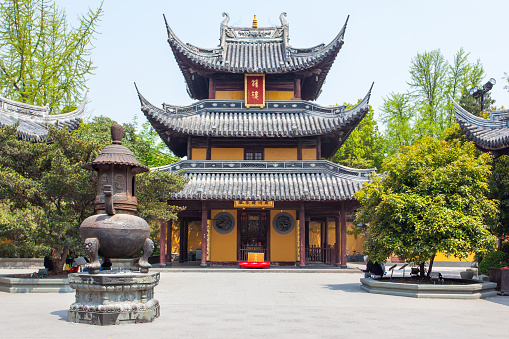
478,251,509,275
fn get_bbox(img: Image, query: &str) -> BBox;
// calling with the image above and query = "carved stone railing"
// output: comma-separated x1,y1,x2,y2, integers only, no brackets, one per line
153,160,376,180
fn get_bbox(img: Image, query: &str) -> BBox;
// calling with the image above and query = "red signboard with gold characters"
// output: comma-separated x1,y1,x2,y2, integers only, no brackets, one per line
244,74,265,108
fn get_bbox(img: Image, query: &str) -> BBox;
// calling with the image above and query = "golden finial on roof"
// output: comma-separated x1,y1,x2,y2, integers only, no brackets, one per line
252,15,258,28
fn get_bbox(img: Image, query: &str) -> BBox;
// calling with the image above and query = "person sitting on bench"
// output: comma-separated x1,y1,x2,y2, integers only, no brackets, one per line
363,255,384,278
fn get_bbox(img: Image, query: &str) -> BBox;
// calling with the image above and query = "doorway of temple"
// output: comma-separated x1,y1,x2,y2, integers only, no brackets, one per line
238,210,270,261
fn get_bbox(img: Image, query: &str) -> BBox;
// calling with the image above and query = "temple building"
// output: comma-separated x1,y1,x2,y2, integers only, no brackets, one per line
0,94,85,141
453,99,509,157
137,13,375,267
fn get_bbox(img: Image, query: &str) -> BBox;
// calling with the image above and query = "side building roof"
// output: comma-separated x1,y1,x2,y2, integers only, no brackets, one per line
165,13,349,100
137,84,372,158
453,98,509,155
154,160,375,202
0,94,85,142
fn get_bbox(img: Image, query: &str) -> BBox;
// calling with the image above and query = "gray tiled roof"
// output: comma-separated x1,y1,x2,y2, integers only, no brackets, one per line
453,98,509,151
0,94,85,142
137,86,371,138
165,14,347,74
154,160,375,201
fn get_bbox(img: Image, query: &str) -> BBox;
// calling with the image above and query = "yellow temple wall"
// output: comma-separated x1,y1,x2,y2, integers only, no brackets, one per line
214,90,295,100
210,148,244,160
192,148,207,160
302,148,316,160
210,210,238,261
215,91,244,100
308,221,365,254
265,148,298,161
266,91,294,100
270,210,297,261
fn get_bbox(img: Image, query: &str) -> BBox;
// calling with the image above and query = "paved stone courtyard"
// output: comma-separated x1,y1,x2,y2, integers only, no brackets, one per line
0,268,508,338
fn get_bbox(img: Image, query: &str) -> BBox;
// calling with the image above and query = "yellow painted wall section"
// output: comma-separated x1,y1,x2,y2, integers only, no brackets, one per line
192,148,206,160
435,252,475,261
215,91,244,100
211,148,244,160
266,91,294,100
215,91,295,100
302,148,316,160
265,148,297,161
210,210,238,261
270,210,297,261
308,221,365,253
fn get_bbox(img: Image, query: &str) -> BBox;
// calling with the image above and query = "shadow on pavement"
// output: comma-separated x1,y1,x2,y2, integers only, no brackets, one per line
322,283,363,293
51,309,68,322
485,295,509,307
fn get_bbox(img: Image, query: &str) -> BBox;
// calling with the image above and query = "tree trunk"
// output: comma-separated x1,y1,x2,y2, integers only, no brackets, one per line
427,254,435,277
51,246,69,275
419,262,425,277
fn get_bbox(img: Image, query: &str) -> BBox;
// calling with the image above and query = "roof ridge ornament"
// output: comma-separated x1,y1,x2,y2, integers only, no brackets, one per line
279,12,288,27
221,12,230,26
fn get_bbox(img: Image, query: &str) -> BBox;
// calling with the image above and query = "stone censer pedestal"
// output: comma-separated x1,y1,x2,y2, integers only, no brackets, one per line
68,124,160,325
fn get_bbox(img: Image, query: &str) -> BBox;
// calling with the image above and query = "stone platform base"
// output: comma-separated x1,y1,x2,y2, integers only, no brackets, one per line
360,278,497,299
68,271,160,325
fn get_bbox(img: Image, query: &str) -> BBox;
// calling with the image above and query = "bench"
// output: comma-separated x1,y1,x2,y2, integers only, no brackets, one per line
239,252,270,269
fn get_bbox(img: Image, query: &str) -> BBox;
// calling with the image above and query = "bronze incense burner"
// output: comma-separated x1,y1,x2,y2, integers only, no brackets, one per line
80,124,153,273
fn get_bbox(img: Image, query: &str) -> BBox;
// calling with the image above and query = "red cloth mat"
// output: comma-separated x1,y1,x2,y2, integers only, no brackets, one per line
239,262,270,269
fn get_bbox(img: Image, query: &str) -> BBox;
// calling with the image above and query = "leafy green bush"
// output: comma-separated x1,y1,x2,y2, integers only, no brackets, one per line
0,243,51,258
478,251,509,275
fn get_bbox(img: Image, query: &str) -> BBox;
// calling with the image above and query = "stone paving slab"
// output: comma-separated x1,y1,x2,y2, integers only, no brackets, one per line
0,270,508,338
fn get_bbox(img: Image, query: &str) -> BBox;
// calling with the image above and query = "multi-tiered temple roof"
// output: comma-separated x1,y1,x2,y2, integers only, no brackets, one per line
453,99,509,156
137,85,372,158
0,94,85,142
165,13,348,100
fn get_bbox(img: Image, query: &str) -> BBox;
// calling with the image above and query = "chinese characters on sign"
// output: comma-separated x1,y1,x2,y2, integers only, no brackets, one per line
234,200,274,208
245,74,265,108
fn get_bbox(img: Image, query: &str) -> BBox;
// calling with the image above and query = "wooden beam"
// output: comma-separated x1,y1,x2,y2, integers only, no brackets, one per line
299,204,306,267
159,220,166,266
335,214,341,266
294,79,301,99
166,219,173,266
340,201,347,267
208,77,215,99
187,136,192,160
206,137,211,160
297,138,302,160
317,136,322,160
200,202,208,268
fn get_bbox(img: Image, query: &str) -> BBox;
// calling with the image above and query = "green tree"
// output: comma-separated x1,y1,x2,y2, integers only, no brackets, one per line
331,102,383,169
0,0,103,113
382,49,494,144
489,155,509,247
0,121,186,273
355,136,498,276
379,92,415,157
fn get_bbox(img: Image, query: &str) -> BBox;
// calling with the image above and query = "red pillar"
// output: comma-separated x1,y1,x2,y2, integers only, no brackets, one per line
299,204,306,267
294,79,301,99
208,77,215,99
340,201,347,267
335,214,341,266
159,219,166,266
166,220,172,266
200,203,208,268
324,218,329,263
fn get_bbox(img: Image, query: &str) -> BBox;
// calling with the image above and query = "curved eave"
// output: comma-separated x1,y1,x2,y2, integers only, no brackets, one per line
0,93,86,142
453,97,509,151
136,84,371,138
153,159,375,201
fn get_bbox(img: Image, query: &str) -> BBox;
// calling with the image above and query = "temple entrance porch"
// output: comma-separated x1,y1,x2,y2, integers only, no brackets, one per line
158,200,358,268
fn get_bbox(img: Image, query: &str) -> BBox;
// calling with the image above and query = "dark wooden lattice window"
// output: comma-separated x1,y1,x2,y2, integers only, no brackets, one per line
245,148,263,160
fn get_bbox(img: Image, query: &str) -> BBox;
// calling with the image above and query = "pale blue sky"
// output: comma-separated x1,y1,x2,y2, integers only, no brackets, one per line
56,0,509,126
